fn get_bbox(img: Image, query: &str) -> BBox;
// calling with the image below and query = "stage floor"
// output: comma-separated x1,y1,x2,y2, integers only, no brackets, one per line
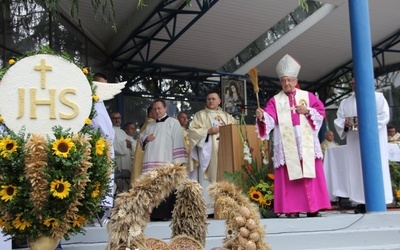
9,207,400,250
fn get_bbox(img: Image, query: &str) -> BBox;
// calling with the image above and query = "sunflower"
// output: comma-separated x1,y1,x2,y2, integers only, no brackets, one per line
248,189,262,202
261,197,272,207
0,217,12,230
82,67,89,75
397,189,400,198
43,218,59,228
0,136,19,158
50,179,71,199
8,58,15,65
52,136,75,158
72,214,86,227
0,185,17,202
92,95,99,102
85,118,92,125
91,183,100,198
12,214,31,231
95,138,106,155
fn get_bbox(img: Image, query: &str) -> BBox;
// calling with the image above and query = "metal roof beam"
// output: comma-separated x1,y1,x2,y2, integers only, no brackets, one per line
110,0,219,86
316,28,400,107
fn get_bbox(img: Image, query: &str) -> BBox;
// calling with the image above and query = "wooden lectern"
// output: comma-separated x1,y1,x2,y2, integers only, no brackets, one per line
217,124,265,181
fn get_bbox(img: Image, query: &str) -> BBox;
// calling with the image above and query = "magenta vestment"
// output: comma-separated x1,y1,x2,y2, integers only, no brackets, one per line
256,90,331,214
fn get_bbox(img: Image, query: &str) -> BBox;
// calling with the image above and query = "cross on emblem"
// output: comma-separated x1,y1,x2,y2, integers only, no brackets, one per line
34,58,52,89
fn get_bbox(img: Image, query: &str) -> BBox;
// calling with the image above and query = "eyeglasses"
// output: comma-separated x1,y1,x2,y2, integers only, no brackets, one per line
280,78,296,84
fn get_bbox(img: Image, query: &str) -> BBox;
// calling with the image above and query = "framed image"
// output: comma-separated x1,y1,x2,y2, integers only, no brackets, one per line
221,76,247,116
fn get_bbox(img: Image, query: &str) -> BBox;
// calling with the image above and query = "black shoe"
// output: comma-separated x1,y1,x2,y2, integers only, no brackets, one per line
307,212,321,217
286,213,300,218
354,204,366,214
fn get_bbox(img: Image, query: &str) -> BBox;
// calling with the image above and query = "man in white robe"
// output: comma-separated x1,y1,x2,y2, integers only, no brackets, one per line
320,130,339,155
111,112,135,192
130,106,155,184
91,73,115,215
177,111,190,154
140,100,187,219
188,91,236,215
334,77,393,212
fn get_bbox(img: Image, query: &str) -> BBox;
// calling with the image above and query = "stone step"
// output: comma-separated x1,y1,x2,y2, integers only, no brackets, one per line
13,211,400,250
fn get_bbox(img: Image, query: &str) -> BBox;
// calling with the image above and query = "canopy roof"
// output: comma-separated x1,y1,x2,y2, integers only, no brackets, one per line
59,0,400,100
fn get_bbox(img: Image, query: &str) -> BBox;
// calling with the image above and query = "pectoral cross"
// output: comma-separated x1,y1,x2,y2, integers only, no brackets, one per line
34,58,52,89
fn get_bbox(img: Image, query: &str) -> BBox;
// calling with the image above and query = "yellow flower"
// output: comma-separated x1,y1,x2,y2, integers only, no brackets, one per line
52,137,74,158
82,67,89,75
12,214,31,231
8,59,15,65
0,185,17,202
43,218,59,228
267,173,275,180
72,214,86,227
262,198,272,207
259,196,268,207
0,136,18,158
92,95,99,102
95,138,106,155
397,189,400,198
0,217,11,230
50,179,71,199
0,116,3,123
91,183,100,198
249,189,262,202
85,118,92,125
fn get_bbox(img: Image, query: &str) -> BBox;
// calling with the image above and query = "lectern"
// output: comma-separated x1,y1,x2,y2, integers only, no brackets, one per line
217,124,266,181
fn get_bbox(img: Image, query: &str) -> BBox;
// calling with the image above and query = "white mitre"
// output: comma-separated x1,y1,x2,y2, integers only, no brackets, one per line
276,54,301,78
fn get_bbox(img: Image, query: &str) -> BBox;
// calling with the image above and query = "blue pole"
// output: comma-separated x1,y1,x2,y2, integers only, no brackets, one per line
348,0,386,212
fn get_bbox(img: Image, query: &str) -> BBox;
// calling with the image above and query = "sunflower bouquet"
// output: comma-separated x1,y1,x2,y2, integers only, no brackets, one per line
0,47,113,244
223,113,275,218
0,122,112,244
389,160,400,206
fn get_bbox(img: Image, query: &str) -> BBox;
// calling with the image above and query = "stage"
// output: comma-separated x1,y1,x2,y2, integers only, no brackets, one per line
10,208,400,250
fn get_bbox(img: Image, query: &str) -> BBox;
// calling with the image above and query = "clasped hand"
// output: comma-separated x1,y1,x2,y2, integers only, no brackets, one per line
296,104,309,115
145,134,155,142
208,126,220,135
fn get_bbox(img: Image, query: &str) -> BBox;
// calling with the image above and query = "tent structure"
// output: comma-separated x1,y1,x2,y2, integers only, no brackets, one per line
54,0,400,104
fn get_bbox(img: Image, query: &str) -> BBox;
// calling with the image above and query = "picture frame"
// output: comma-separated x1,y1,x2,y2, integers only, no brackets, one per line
221,76,247,116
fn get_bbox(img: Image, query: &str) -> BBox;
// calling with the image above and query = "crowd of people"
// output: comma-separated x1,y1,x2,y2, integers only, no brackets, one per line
3,53,399,249
52,55,397,230
96,53,399,223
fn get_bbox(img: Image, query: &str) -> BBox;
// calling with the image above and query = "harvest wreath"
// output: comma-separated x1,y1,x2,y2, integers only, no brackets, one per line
0,47,113,245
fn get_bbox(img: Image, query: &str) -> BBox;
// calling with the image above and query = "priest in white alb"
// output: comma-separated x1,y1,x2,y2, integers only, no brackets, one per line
188,91,236,215
255,54,331,218
334,77,392,213
140,99,187,220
